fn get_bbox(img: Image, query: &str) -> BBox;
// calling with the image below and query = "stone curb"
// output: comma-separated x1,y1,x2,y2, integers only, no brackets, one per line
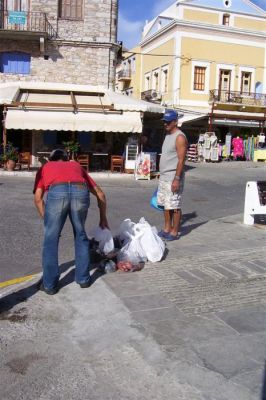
0,273,42,299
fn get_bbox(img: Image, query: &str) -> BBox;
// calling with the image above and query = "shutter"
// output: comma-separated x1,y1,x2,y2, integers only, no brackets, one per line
76,0,83,19
1,52,30,74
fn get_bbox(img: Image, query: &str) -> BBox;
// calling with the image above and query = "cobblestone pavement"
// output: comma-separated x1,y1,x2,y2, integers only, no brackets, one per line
1,162,266,399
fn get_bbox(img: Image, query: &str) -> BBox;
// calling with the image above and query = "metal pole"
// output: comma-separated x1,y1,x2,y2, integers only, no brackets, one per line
2,105,7,147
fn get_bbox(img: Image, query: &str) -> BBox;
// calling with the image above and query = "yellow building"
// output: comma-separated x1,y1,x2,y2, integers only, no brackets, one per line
125,0,266,140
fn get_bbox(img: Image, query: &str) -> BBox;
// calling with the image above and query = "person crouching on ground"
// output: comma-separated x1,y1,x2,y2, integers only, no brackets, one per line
157,110,188,241
33,149,109,295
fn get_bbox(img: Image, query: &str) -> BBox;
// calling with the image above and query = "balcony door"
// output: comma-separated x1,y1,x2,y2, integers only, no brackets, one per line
218,69,231,101
5,0,29,11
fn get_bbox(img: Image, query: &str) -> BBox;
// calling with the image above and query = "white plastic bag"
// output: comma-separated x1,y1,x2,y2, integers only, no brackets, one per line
117,237,147,264
117,218,136,244
134,218,165,263
90,227,114,255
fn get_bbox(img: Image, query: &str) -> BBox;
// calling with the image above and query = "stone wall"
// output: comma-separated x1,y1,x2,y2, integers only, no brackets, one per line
0,0,119,87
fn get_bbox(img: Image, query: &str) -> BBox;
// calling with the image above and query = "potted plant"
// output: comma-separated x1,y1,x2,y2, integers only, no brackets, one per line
0,142,19,171
62,141,80,160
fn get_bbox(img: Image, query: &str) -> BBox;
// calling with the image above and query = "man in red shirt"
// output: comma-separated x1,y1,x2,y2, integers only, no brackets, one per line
34,149,109,295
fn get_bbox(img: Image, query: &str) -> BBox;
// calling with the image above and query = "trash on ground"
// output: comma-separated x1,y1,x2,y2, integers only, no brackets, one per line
89,217,165,274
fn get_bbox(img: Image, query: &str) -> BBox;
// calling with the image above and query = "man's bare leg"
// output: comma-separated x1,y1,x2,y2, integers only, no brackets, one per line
163,209,172,233
170,209,182,236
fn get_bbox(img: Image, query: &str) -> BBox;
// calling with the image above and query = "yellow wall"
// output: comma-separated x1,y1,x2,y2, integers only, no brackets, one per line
234,17,266,31
141,39,175,102
180,37,265,100
183,8,219,25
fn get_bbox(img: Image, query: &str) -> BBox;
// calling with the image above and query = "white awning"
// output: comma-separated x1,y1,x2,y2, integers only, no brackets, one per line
0,82,164,113
5,109,143,133
178,113,207,126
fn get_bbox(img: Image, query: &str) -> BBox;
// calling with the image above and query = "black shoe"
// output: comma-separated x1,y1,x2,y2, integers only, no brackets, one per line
39,282,59,295
79,281,91,288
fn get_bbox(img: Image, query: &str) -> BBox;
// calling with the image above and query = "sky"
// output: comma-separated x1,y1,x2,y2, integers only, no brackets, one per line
118,0,266,49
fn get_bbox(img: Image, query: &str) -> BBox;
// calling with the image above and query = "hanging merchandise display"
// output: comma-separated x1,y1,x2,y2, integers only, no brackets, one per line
187,143,198,162
232,136,244,160
258,133,265,148
224,134,232,160
198,132,219,162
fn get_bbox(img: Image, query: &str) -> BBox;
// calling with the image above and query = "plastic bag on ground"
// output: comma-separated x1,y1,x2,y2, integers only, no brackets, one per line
117,218,136,244
135,218,165,263
89,227,114,255
117,236,147,264
117,217,165,263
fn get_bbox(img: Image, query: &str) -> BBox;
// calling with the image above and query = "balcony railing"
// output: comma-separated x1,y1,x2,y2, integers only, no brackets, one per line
209,89,266,107
0,10,57,38
117,69,131,80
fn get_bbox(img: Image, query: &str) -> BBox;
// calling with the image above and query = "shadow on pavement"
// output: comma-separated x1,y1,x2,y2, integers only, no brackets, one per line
181,221,208,237
0,281,38,315
0,259,105,314
180,212,208,238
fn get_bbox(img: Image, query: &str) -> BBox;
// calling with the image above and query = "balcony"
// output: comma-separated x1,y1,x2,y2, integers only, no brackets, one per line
209,89,266,109
117,69,132,81
0,10,57,40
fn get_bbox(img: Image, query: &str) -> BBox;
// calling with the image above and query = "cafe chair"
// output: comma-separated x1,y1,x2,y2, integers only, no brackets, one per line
17,152,31,171
77,154,90,172
111,155,124,173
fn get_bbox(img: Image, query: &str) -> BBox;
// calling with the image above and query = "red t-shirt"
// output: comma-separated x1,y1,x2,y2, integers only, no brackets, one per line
33,161,97,193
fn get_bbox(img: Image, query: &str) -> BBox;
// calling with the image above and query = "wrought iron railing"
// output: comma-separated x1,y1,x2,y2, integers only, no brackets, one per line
0,10,57,38
209,89,266,107
117,69,132,79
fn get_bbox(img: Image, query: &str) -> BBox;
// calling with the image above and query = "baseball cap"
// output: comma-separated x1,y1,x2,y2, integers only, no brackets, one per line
162,109,178,122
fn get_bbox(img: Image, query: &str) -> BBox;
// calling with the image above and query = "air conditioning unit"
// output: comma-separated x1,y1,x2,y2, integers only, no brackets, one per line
150,90,162,100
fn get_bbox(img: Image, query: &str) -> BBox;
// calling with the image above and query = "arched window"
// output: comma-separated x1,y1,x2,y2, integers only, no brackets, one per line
59,0,83,20
0,52,30,74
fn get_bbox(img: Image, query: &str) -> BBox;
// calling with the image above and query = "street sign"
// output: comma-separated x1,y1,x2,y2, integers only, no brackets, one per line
8,11,27,25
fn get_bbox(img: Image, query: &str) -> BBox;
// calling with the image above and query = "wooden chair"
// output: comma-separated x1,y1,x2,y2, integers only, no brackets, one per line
17,152,31,171
77,154,90,172
111,155,124,173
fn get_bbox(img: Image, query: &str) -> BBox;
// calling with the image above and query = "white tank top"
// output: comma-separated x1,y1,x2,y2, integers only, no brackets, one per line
159,129,187,182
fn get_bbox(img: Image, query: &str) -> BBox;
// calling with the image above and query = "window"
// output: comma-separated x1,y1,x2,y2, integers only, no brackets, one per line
162,68,168,93
193,66,206,91
6,0,29,11
59,0,83,20
0,52,30,74
145,74,151,91
153,71,159,91
241,72,252,94
222,14,230,26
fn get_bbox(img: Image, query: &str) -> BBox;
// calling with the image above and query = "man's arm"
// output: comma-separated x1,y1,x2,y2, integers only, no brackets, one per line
89,184,109,229
171,134,188,193
34,188,45,218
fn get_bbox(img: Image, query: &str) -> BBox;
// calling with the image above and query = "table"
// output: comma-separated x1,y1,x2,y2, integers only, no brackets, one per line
91,153,109,171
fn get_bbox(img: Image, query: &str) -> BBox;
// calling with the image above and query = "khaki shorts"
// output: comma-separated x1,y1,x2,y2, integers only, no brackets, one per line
157,180,183,210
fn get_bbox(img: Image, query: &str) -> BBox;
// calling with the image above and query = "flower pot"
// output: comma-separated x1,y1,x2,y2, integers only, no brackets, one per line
6,159,16,171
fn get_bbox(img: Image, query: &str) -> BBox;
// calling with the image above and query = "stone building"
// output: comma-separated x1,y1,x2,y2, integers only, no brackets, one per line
0,0,119,88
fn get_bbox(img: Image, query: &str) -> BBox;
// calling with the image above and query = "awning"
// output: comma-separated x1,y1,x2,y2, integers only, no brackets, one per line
5,109,143,133
0,82,164,113
178,113,207,126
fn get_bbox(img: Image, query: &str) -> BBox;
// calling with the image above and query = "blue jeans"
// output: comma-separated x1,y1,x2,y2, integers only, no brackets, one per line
42,183,90,290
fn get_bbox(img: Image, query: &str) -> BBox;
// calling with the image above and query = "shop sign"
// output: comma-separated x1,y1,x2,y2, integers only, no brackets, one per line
8,11,27,25
135,152,157,180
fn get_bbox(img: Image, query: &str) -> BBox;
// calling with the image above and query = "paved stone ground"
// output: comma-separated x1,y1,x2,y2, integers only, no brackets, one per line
0,162,266,399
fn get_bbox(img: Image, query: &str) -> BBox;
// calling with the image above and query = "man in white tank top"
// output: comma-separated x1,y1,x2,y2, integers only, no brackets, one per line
157,110,188,241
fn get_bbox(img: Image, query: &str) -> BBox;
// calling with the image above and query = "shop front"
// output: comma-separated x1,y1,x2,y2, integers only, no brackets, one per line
0,82,164,171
